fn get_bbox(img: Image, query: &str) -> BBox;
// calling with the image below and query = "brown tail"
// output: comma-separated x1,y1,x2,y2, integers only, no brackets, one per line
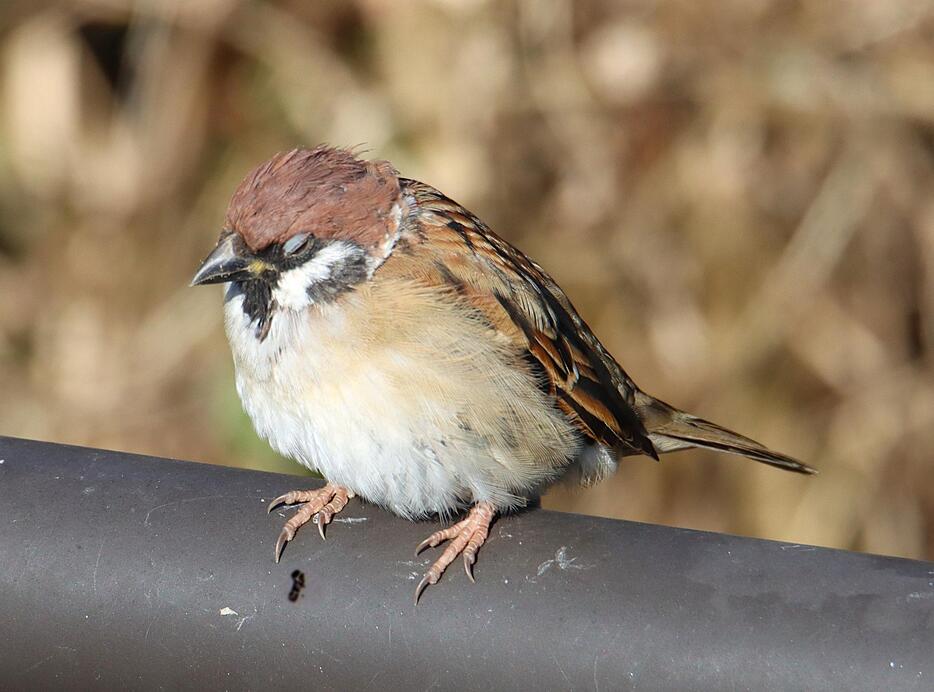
635,392,816,475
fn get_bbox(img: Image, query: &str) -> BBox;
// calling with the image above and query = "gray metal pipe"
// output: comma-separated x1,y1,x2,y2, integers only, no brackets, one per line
1,436,931,690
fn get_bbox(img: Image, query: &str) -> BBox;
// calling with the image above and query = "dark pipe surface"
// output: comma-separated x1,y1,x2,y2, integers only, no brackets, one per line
1,436,932,690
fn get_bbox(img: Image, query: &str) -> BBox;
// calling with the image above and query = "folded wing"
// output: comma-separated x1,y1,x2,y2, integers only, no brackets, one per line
399,179,658,461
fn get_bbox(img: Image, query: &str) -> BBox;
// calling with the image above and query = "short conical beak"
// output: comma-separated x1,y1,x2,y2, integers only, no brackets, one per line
191,233,252,286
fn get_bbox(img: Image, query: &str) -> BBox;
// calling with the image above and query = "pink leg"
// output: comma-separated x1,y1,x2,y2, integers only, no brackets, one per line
414,502,496,604
267,483,354,562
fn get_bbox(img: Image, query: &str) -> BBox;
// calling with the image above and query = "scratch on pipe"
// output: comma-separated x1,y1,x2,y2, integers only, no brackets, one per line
395,559,425,581
552,654,572,688
237,611,255,631
144,613,156,642
92,539,104,595
533,546,592,580
20,654,54,675
219,605,255,631
144,495,252,526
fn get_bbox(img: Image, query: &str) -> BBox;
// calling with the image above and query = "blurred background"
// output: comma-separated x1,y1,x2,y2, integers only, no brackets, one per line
1,0,932,560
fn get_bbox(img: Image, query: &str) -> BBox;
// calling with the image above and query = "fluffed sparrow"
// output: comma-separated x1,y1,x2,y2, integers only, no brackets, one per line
192,146,814,603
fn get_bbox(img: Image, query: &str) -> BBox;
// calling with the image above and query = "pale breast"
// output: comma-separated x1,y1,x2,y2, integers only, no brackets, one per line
223,279,582,518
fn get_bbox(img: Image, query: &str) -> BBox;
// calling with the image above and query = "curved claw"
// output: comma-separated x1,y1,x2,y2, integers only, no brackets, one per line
267,494,291,514
414,573,436,606
463,553,476,583
414,536,435,557
316,514,327,541
274,527,292,563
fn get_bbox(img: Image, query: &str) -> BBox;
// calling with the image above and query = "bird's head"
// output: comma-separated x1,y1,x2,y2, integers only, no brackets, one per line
191,146,404,336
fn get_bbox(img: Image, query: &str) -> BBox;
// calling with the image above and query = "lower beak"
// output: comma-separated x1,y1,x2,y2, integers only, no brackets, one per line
191,233,252,286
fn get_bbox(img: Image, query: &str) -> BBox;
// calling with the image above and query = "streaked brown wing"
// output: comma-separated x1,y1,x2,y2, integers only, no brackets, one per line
398,179,658,459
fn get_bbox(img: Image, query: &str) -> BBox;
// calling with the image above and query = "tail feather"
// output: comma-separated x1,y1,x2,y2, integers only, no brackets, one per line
635,392,816,475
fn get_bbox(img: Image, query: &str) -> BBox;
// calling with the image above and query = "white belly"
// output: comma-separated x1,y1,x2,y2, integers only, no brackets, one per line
223,285,580,518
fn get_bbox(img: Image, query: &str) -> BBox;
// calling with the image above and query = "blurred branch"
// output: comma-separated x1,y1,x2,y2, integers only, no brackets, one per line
721,139,878,373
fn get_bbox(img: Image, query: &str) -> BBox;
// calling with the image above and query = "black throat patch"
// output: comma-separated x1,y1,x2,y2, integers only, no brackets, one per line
225,280,275,340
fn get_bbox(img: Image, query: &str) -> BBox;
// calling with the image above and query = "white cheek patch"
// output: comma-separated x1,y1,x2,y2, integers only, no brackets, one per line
272,241,357,311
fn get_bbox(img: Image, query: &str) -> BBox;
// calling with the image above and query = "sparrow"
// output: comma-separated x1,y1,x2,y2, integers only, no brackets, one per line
192,145,815,603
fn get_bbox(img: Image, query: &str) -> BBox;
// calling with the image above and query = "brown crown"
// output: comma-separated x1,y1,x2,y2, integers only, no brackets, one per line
225,146,402,252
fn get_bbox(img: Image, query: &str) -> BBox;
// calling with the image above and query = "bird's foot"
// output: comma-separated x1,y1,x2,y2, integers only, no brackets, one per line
413,501,496,604
267,483,354,562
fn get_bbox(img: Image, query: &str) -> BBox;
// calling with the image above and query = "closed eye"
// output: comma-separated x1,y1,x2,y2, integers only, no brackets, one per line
283,232,311,256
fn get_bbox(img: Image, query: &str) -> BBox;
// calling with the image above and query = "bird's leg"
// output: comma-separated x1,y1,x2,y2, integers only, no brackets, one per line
414,501,496,604
267,483,354,562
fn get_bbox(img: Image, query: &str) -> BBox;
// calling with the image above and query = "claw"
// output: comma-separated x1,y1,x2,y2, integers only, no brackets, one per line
463,552,475,583
414,573,436,606
267,493,290,513
415,536,435,556
316,514,327,541
274,527,291,563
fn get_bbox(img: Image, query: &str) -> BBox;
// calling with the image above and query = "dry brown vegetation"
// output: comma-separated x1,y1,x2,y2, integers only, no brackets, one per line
1,0,932,559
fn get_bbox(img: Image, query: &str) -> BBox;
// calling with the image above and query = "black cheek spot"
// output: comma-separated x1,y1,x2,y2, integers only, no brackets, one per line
305,252,369,304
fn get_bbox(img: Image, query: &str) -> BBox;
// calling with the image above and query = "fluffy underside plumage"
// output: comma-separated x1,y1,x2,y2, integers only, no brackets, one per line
226,262,584,519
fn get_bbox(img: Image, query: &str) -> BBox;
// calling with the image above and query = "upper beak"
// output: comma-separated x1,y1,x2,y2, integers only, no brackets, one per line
191,233,253,286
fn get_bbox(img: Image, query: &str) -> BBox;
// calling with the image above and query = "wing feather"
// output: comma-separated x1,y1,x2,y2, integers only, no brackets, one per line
396,179,658,459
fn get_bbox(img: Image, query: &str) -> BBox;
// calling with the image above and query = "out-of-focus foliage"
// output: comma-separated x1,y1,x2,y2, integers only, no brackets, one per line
1,0,932,558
